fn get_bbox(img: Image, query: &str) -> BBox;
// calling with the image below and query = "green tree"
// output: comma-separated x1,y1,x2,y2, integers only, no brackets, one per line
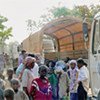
0,15,12,52
72,5,100,22
50,7,71,18
27,4,100,30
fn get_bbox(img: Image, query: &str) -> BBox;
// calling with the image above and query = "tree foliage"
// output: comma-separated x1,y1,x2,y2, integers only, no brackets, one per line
0,15,12,52
0,15,12,43
50,7,71,18
72,5,100,22
27,4,100,30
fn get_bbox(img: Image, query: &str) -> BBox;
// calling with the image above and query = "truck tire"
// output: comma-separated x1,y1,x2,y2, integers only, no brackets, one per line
97,91,100,100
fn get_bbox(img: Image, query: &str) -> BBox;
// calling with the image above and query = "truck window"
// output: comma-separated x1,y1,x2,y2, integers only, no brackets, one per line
92,20,100,54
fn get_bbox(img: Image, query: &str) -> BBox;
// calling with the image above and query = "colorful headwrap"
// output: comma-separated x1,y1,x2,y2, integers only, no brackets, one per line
25,56,35,67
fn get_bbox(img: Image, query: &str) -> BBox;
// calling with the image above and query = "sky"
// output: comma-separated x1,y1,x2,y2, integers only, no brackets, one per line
0,0,100,43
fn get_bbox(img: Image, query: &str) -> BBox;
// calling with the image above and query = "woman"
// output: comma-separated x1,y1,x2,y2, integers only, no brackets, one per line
48,61,58,100
69,60,79,100
30,65,52,100
22,56,35,98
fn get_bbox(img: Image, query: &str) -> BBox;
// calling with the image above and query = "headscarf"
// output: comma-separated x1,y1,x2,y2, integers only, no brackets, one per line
55,66,64,73
55,60,66,70
25,56,35,68
69,60,77,65
69,60,78,70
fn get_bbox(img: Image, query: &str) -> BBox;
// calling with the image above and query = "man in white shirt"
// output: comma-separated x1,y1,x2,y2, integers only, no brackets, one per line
77,59,89,100
31,62,39,78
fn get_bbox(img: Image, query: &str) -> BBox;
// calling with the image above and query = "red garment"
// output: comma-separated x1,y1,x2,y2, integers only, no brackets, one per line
30,77,52,100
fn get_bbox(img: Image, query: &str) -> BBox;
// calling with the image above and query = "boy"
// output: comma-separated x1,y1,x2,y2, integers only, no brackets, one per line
4,88,14,100
10,78,29,100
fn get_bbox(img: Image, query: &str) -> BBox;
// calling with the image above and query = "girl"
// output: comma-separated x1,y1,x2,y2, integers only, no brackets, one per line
30,65,52,100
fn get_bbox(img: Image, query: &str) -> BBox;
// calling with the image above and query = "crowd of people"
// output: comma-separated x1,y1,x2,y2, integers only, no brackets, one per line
0,50,90,100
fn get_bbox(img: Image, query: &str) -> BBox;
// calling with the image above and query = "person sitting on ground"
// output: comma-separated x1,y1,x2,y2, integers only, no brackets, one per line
4,88,14,100
30,65,52,100
10,78,29,100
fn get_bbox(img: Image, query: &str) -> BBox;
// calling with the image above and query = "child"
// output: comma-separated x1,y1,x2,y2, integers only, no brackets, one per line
69,60,79,100
30,65,52,100
10,78,29,100
4,88,14,100
5,68,14,89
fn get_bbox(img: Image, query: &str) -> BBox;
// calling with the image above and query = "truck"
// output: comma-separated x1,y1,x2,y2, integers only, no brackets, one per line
83,12,100,99
21,12,100,99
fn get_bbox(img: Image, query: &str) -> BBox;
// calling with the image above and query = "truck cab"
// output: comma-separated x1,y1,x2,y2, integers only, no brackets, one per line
84,12,100,99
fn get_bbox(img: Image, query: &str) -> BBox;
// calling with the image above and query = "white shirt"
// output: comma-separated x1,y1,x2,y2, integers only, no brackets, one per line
22,69,34,93
78,65,89,92
31,63,39,78
14,90,29,100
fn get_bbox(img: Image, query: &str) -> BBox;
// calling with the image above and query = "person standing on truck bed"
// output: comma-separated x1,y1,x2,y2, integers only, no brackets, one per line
77,59,89,100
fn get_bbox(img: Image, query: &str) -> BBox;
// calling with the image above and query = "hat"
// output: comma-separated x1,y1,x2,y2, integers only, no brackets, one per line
77,58,85,64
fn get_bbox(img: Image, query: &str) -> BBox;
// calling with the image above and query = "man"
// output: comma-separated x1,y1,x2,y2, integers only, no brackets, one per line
28,54,39,78
77,59,89,100
18,50,26,66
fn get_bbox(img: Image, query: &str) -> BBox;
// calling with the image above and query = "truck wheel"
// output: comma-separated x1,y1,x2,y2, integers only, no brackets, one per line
97,91,100,100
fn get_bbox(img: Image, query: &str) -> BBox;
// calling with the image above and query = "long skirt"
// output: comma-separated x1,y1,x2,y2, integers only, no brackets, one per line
77,82,87,100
